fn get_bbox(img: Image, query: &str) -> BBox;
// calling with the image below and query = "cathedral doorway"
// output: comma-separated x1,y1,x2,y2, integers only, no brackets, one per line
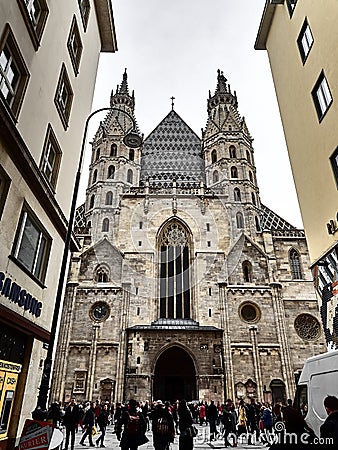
153,346,196,402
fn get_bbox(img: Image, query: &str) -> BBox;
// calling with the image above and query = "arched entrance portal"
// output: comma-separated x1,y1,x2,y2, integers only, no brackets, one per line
153,346,196,402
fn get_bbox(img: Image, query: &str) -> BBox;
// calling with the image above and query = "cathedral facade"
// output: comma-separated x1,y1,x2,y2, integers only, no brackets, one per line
51,70,325,406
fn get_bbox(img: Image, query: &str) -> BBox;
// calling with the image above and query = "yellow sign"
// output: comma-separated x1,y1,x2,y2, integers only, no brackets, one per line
0,359,22,440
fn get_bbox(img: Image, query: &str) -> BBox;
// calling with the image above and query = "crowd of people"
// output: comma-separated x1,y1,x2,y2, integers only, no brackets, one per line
45,394,338,449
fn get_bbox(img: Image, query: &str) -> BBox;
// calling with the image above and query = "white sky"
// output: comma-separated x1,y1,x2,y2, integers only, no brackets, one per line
78,0,304,229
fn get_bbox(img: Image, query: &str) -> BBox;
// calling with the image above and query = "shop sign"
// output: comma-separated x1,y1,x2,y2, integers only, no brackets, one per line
0,272,42,318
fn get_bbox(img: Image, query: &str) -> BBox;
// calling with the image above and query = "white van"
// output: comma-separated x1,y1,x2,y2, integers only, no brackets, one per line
295,350,338,437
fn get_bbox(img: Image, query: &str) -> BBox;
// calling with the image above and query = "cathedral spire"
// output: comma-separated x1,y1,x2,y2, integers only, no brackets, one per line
119,68,129,94
214,69,228,95
110,68,135,111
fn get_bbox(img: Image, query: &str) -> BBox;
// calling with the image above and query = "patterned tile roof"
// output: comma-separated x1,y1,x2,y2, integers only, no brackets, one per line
260,204,297,230
140,110,205,188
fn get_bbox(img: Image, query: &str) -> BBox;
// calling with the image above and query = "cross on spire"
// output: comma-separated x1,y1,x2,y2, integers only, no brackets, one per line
170,96,175,110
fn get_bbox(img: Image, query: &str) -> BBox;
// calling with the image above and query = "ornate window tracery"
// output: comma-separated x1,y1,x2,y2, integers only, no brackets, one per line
289,248,302,279
159,222,191,319
294,314,321,341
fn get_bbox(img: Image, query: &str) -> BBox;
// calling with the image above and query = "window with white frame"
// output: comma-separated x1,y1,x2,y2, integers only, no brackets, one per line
54,64,73,129
40,125,62,189
312,72,332,121
0,25,29,118
0,165,11,220
330,147,338,189
78,0,90,30
297,19,313,63
12,204,51,283
286,0,298,16
67,16,82,75
17,0,49,49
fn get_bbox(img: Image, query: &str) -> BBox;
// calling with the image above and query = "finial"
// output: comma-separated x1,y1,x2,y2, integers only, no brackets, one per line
170,96,175,110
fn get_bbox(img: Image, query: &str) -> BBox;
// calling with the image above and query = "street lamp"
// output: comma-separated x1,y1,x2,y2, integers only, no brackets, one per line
32,107,142,419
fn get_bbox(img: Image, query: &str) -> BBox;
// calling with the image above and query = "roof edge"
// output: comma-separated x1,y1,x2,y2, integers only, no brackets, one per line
94,0,118,52
255,0,279,50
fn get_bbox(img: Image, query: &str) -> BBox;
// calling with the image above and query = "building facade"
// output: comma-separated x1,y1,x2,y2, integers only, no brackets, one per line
52,70,325,406
0,1,116,448
255,0,338,348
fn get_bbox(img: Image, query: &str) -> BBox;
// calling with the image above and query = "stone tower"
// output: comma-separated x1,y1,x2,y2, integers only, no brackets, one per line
52,70,325,405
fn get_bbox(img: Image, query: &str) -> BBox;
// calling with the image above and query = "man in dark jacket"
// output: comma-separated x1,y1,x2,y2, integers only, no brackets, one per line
320,395,338,445
63,398,80,450
79,402,96,446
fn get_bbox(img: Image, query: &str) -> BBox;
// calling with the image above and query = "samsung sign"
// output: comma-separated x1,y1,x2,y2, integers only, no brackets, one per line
0,272,42,318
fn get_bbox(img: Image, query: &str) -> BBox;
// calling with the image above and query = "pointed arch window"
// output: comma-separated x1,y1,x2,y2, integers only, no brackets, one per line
231,166,238,178
212,170,219,183
251,192,256,206
243,261,252,282
89,194,95,209
246,150,251,164
92,169,97,184
255,216,261,232
110,143,117,156
211,149,217,164
129,148,135,161
127,169,133,184
289,249,302,279
236,212,244,228
95,148,100,161
108,165,115,179
229,145,236,158
96,266,109,282
249,170,253,183
234,188,241,201
102,218,109,232
159,222,191,319
105,191,113,205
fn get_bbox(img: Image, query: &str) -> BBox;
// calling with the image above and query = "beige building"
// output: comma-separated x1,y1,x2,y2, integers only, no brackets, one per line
52,70,325,407
0,1,116,448
255,0,338,348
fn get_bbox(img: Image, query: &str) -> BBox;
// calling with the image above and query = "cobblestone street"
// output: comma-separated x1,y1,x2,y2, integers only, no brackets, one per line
69,424,267,450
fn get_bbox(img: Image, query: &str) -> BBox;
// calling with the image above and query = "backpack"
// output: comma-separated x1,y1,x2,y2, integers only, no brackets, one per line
127,413,140,435
156,417,170,435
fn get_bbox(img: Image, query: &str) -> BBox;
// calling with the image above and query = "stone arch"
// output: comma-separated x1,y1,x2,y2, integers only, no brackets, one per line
152,344,197,402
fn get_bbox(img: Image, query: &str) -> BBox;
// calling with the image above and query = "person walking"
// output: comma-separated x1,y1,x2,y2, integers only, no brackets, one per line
207,400,218,441
79,402,96,447
151,400,175,450
199,403,206,426
117,399,148,450
237,400,248,437
63,398,80,450
320,395,338,445
177,399,194,450
247,398,260,443
96,403,109,447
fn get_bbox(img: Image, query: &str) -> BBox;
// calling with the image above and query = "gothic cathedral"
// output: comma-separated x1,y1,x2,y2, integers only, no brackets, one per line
51,70,325,405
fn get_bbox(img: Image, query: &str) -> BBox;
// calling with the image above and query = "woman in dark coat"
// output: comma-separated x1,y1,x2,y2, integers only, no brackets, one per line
117,399,148,450
177,399,194,450
151,401,175,450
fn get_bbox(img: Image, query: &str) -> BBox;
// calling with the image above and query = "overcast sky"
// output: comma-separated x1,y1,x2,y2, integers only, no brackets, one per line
79,0,304,229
